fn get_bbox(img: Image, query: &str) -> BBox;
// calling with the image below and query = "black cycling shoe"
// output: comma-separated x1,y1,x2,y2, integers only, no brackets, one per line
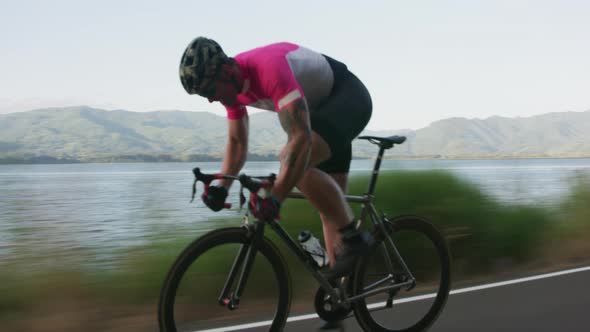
323,224,374,281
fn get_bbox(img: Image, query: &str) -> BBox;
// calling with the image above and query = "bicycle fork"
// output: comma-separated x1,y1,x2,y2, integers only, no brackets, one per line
218,223,264,310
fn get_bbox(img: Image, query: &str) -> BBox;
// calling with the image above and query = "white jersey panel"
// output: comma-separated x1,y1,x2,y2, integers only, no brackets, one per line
285,47,334,109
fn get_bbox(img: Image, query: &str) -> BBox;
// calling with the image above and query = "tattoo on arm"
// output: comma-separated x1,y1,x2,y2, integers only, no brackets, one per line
277,99,312,168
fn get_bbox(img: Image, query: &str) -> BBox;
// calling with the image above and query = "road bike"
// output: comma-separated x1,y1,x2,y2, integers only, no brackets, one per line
158,135,452,332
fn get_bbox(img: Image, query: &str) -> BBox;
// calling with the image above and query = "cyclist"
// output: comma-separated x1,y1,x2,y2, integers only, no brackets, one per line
179,37,373,279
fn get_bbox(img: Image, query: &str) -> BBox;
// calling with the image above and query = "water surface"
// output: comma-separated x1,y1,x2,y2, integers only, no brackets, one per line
1,158,589,269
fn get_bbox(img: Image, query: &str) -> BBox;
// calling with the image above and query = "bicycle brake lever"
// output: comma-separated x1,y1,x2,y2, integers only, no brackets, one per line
190,177,198,203
239,185,246,212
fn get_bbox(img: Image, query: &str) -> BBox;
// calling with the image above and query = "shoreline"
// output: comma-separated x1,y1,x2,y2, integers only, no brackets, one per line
2,155,590,165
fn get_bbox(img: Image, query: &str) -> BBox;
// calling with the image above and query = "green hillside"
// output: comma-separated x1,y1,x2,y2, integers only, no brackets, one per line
1,106,589,162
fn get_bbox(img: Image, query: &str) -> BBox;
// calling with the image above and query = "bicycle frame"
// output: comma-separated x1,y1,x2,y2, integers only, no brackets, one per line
218,144,417,308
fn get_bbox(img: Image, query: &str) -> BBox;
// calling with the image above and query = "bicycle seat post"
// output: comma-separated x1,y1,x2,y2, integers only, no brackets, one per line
366,146,386,196
358,135,405,196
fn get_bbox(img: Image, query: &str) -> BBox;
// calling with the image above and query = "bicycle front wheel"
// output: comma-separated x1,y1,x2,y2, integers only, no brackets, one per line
158,227,291,332
353,215,451,332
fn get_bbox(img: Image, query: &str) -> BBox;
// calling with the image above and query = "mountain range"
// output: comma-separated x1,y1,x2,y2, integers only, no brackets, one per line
1,106,589,163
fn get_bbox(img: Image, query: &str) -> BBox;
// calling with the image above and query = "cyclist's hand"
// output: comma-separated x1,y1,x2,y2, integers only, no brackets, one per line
202,185,228,212
249,194,281,221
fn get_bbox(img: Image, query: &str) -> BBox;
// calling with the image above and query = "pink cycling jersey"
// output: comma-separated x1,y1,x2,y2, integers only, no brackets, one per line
225,42,335,120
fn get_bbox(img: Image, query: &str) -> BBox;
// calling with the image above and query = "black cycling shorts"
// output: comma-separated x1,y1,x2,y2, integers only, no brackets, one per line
310,56,373,174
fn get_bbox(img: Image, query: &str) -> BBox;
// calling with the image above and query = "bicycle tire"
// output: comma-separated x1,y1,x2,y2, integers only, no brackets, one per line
352,215,451,332
158,227,291,332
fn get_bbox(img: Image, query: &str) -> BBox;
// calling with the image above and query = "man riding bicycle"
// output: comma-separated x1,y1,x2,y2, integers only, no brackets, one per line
179,37,373,280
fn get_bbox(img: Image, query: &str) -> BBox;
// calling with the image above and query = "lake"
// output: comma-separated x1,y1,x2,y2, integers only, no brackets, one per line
1,158,590,269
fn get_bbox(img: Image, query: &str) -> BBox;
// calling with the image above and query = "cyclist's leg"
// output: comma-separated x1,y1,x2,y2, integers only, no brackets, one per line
303,67,372,272
297,167,351,263
298,140,373,275
329,172,348,193
309,142,359,268
297,132,352,264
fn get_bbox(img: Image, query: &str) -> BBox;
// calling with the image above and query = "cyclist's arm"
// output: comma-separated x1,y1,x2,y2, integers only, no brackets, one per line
219,114,249,188
272,98,312,201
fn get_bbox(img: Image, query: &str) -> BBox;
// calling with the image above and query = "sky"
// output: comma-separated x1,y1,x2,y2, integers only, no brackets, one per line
1,0,589,130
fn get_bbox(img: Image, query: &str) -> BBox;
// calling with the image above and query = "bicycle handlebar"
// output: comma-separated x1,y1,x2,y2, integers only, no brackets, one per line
191,167,276,210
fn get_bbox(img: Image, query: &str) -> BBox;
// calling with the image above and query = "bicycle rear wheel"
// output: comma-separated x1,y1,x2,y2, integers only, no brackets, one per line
352,215,451,332
158,227,291,332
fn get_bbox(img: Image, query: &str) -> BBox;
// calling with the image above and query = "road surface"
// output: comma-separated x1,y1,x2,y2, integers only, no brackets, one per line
197,266,590,332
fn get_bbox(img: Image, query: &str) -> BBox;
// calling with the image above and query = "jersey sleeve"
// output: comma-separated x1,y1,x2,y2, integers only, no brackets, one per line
262,57,304,111
225,104,248,120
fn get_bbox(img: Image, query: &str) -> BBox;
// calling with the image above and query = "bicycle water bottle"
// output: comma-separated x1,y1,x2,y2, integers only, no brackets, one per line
298,230,330,268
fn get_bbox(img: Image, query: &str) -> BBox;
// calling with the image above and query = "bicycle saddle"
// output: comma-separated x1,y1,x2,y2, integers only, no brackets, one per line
358,135,406,149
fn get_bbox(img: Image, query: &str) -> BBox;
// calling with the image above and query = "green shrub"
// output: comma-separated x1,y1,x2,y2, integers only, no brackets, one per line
347,171,551,274
557,174,590,234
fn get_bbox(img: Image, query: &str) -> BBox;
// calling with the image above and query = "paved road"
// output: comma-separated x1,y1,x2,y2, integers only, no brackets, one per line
237,266,590,332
